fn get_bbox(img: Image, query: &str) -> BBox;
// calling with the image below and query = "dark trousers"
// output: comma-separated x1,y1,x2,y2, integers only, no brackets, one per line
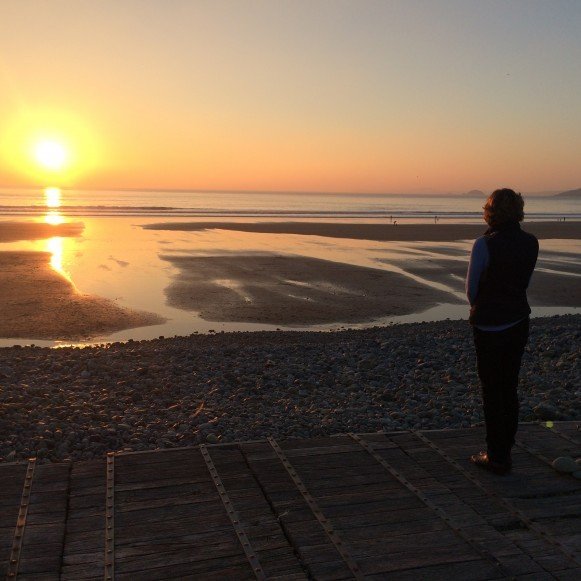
473,318,529,463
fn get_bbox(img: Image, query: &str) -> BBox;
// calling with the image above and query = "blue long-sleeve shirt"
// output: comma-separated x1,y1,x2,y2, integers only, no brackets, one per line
466,236,524,331
466,237,488,306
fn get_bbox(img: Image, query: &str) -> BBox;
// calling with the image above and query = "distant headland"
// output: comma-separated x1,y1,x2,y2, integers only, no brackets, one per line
460,188,580,198
555,188,581,198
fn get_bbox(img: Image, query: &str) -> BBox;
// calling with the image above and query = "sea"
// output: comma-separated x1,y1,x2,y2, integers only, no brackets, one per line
0,188,579,220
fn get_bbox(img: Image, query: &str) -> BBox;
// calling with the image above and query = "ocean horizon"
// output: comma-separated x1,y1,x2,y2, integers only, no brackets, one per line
0,188,579,220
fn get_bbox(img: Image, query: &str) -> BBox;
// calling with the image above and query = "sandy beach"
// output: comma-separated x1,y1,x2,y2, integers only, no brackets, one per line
0,251,164,340
144,220,581,242
0,218,578,340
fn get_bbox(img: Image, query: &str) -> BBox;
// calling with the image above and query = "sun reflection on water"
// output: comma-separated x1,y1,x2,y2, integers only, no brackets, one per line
45,210,64,225
45,187,61,208
42,187,74,284
47,236,65,273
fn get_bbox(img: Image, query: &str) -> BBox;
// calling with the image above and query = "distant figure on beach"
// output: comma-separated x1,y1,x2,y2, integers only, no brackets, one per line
393,220,398,226
466,188,538,475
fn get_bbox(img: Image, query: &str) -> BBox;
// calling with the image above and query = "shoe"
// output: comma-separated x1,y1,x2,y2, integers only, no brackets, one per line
470,451,512,475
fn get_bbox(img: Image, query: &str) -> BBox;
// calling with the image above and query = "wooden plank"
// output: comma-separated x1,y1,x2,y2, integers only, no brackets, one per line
554,568,581,581
5,462,70,578
305,559,357,580
357,544,482,575
208,446,306,579
365,558,503,580
0,464,27,578
199,444,268,580
116,561,255,581
268,437,365,579
0,425,579,580
414,429,581,571
115,550,254,577
6,458,36,578
60,459,105,578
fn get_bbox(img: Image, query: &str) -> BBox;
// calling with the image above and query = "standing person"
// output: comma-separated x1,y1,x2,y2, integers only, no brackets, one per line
466,188,538,474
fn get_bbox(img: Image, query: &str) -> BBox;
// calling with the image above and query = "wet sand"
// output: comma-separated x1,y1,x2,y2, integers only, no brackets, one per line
152,221,580,323
0,219,577,340
0,252,164,340
0,220,84,242
144,220,581,242
161,254,461,325
396,258,581,306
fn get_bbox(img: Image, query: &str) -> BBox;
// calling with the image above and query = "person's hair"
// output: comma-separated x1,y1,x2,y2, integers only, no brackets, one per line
483,188,524,227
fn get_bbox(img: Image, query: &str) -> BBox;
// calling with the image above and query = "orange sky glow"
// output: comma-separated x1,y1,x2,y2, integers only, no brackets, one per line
0,1,580,194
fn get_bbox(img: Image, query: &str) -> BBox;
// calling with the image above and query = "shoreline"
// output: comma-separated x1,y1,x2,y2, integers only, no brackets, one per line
143,220,581,242
0,314,578,463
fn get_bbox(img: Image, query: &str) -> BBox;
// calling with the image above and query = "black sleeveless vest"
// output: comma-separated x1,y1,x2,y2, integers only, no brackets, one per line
470,222,538,326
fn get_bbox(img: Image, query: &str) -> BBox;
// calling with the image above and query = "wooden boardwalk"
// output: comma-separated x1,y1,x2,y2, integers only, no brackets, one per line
0,422,579,580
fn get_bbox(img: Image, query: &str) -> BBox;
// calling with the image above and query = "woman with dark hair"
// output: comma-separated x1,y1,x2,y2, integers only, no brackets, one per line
466,188,538,474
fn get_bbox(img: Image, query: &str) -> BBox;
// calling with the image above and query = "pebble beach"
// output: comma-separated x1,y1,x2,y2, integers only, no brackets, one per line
0,314,578,463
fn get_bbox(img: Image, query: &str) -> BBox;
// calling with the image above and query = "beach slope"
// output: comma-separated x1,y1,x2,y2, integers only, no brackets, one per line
0,251,164,340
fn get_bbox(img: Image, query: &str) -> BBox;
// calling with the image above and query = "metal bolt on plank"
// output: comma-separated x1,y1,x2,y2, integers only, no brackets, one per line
104,452,115,581
349,434,514,578
267,437,365,581
6,458,37,579
412,430,581,569
200,444,267,581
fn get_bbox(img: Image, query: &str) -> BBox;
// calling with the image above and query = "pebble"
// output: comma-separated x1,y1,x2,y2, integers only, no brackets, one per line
552,456,578,474
0,314,578,463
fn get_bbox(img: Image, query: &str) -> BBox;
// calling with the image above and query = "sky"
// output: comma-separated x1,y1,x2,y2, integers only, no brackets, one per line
0,0,580,193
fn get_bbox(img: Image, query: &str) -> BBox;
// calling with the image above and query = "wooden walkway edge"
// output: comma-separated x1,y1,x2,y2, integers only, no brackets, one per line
0,422,579,580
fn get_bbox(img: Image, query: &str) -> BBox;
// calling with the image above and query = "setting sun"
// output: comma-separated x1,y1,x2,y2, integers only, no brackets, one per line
34,140,68,171
0,107,101,186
